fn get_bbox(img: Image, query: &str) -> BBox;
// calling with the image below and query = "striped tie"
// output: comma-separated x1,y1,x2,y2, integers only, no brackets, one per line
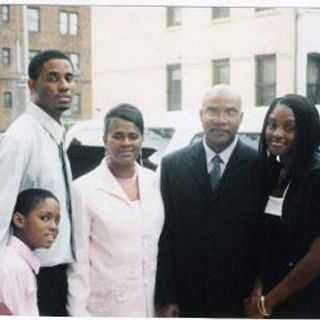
210,154,222,191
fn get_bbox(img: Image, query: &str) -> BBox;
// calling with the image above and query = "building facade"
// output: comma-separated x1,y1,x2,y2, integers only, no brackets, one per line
91,6,320,114
0,5,92,131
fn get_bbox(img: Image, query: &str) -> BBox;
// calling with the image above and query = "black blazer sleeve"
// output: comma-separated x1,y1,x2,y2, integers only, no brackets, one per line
155,156,178,306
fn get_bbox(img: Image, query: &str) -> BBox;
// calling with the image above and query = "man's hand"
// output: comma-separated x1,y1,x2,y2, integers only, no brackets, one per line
156,304,180,317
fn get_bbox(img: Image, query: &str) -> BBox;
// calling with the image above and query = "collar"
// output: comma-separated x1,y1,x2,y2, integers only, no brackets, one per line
99,157,140,180
202,135,238,168
8,236,41,275
26,102,65,145
93,158,142,204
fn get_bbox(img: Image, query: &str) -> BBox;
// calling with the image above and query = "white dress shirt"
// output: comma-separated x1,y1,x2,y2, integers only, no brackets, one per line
202,135,238,175
0,103,73,266
67,159,164,317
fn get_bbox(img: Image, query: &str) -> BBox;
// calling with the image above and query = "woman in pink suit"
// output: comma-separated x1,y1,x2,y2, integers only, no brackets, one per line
67,104,164,316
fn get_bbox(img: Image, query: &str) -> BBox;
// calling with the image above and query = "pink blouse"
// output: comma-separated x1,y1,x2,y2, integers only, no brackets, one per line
0,236,40,315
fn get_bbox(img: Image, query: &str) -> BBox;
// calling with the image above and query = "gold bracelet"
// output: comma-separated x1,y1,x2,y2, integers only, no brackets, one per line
258,295,271,317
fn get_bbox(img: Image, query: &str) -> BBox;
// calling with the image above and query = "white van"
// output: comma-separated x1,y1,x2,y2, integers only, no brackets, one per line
66,111,184,178
162,107,268,157
66,108,268,178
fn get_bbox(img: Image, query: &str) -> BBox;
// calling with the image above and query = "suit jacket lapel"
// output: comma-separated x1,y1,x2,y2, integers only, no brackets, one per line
213,140,246,198
94,160,132,205
187,142,213,200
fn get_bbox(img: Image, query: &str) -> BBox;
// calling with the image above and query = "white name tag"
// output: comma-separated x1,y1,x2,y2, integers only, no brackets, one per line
264,196,283,217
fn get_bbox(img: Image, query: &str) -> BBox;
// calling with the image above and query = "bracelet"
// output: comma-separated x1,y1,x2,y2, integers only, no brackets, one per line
257,295,271,317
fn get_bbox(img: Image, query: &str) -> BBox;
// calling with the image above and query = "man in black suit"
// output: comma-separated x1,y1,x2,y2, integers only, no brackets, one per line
155,84,261,317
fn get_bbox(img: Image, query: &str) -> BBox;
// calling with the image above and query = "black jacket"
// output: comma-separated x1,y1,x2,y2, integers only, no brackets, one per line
155,140,261,317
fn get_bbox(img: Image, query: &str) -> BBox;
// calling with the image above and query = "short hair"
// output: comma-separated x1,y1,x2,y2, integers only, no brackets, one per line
104,103,144,136
13,188,59,218
259,94,320,177
28,49,73,80
202,84,242,110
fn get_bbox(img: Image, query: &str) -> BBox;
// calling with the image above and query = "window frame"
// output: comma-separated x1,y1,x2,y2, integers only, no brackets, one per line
29,49,41,62
212,58,230,85
59,11,79,36
69,52,80,74
2,47,11,66
27,7,40,33
2,5,10,22
307,53,320,105
255,54,277,106
63,93,81,118
167,64,182,111
166,7,182,27
211,7,230,20
4,91,12,109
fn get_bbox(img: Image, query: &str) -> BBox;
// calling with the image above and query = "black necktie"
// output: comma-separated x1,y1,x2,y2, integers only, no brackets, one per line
59,142,75,259
210,154,222,191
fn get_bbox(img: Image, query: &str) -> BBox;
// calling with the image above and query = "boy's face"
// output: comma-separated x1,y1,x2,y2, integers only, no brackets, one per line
14,198,60,250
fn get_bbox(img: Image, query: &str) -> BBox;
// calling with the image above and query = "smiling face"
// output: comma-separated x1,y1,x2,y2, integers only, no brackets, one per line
200,92,243,153
28,58,75,122
13,198,60,250
265,103,296,158
103,117,143,169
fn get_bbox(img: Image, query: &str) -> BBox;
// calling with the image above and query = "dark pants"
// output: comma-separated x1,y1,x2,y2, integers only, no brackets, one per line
36,264,68,316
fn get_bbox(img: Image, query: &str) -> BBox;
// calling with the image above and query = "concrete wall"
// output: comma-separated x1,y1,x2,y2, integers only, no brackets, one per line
91,7,296,115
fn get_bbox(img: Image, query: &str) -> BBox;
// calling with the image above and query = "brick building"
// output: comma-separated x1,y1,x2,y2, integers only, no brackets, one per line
0,5,92,131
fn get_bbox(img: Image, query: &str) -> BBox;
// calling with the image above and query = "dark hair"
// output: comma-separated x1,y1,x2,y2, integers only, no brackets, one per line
104,103,144,135
28,49,73,80
259,94,320,177
13,188,59,218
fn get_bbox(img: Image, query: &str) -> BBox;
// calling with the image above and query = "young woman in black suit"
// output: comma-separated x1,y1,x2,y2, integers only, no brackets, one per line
245,94,320,318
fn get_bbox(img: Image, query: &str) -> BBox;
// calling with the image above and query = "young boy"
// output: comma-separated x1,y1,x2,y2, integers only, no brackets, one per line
0,188,60,316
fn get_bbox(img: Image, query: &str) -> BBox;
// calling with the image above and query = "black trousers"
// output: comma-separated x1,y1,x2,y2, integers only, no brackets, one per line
36,264,68,316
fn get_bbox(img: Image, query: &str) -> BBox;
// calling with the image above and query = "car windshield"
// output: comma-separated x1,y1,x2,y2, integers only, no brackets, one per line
143,127,175,165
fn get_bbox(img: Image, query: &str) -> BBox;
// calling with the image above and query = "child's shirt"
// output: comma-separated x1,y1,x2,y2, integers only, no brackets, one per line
0,235,40,315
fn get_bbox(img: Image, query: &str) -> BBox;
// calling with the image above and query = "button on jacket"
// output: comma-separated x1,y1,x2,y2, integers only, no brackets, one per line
0,103,73,266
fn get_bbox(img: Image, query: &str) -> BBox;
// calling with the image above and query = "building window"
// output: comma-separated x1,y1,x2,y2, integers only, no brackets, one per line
71,93,81,114
2,5,10,22
29,49,40,62
255,54,276,106
166,7,182,27
2,48,10,66
4,92,12,109
255,8,272,12
307,53,320,105
69,53,80,74
167,64,181,111
212,8,230,19
59,11,79,35
28,7,40,32
64,93,81,117
212,59,230,84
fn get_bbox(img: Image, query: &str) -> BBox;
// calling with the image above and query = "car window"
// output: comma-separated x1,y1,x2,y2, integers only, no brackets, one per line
144,127,175,165
188,132,261,150
238,132,260,150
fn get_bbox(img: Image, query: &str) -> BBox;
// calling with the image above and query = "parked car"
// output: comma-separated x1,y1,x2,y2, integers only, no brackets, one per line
66,108,268,179
66,111,180,178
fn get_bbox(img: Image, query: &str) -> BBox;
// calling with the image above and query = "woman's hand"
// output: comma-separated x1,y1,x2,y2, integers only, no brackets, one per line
244,280,263,318
244,296,262,318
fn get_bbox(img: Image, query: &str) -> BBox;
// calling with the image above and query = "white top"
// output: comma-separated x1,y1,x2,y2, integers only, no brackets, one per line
265,196,283,217
202,135,239,174
264,183,290,217
67,160,164,317
0,236,40,315
0,103,73,266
